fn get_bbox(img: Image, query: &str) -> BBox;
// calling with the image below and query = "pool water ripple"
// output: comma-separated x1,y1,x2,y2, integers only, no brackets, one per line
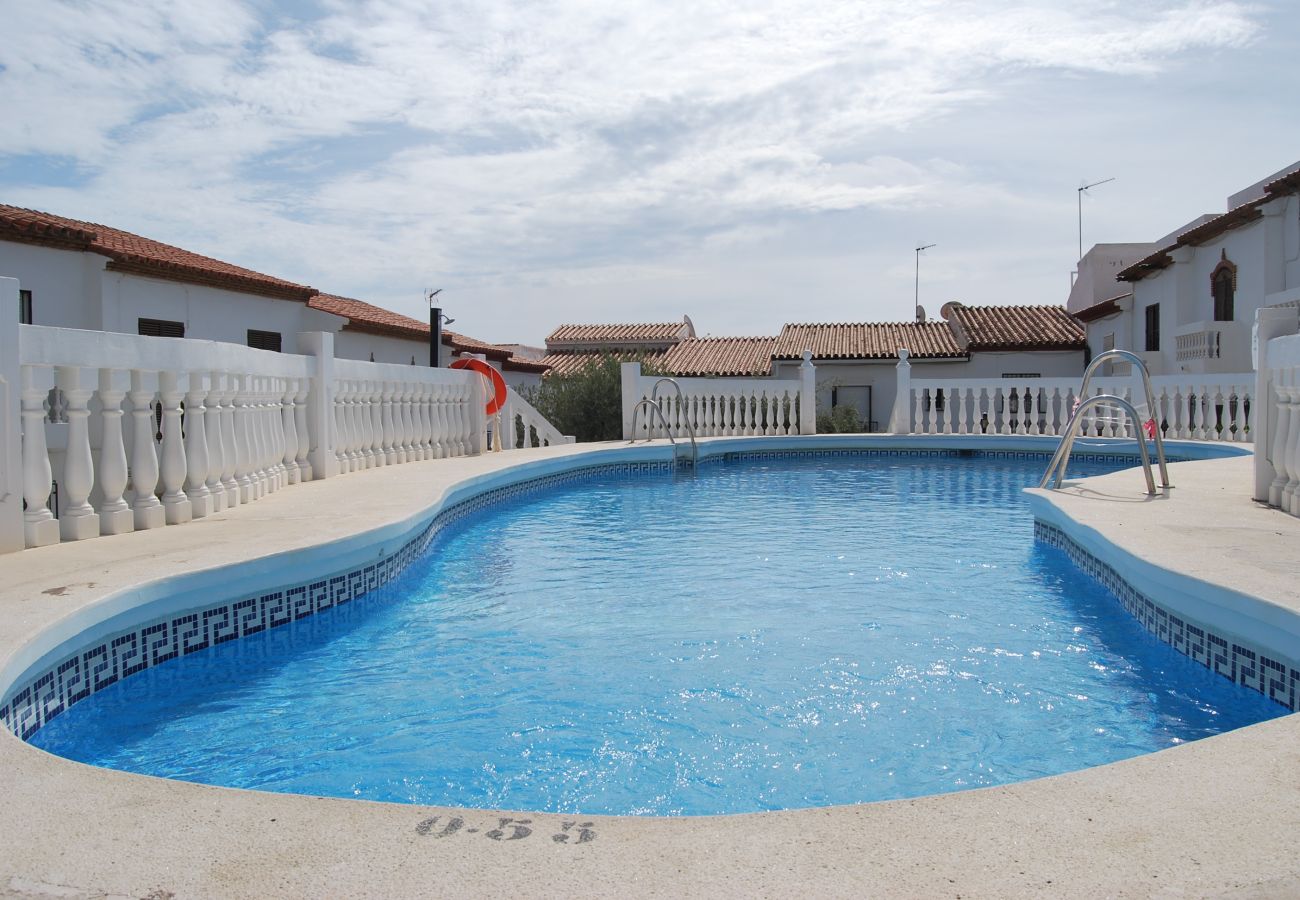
31,455,1285,815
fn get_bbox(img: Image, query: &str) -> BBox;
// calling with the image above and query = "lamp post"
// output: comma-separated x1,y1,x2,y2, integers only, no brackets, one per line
1077,177,1115,261
427,289,454,367
914,243,935,321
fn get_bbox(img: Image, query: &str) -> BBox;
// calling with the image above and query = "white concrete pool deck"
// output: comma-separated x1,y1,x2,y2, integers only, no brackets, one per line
1,438,1298,899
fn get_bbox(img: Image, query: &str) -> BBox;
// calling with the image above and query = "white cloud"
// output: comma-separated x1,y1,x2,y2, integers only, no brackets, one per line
0,0,1279,341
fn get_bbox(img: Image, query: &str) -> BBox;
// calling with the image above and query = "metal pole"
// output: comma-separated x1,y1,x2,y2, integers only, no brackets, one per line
1077,177,1115,262
914,243,935,320
430,307,442,367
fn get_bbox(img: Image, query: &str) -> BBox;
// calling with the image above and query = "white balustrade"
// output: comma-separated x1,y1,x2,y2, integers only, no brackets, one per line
3,319,509,553
620,359,815,440
500,386,575,449
894,371,1256,443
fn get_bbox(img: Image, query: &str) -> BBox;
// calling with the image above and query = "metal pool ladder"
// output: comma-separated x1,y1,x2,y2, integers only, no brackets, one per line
1039,349,1170,495
628,378,699,467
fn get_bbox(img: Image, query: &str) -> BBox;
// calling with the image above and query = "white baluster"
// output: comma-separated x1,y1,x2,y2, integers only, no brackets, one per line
21,367,59,547
231,375,254,504
293,377,313,481
281,377,300,485
97,369,133,535
355,380,374,468
367,379,385,466
399,383,416,462
430,381,447,458
420,382,436,458
333,379,350,474
182,372,213,518
205,372,227,513
158,371,191,524
380,380,397,464
56,366,98,541
218,375,240,507
127,371,164,531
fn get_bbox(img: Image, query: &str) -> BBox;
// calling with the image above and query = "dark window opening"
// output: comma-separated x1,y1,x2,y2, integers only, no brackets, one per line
19,289,32,324
138,318,185,338
1144,304,1160,352
1212,267,1235,321
247,329,282,352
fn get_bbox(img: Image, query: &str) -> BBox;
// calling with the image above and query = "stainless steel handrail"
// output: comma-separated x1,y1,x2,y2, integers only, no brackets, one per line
1039,395,1158,494
628,397,694,467
649,377,699,465
1074,349,1170,487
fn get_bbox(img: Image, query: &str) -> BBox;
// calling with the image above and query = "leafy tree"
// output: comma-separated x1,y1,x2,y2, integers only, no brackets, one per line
524,353,665,443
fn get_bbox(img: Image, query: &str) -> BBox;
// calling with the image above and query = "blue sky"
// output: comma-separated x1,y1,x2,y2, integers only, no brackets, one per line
1,0,1298,346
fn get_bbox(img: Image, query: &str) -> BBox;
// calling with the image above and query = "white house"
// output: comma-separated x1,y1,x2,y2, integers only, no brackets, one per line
1070,162,1300,376
557,305,1087,432
0,204,546,386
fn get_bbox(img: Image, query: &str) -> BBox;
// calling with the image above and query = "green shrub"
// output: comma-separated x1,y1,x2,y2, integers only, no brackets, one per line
523,353,665,443
816,404,864,434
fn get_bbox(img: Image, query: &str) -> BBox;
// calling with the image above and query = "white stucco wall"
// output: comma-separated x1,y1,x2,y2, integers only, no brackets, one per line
1125,192,1299,375
0,243,105,329
332,329,443,366
1067,243,1154,314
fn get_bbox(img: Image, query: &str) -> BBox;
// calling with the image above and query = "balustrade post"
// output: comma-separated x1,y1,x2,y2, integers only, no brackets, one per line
127,371,164,530
20,366,59,547
96,369,133,535
1283,376,1300,514
55,366,98,541
205,372,228,513
296,332,337,479
888,350,911,434
0,279,21,553
1255,307,1300,501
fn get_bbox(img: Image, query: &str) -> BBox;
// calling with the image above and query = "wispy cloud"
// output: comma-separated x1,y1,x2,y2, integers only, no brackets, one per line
0,0,1277,340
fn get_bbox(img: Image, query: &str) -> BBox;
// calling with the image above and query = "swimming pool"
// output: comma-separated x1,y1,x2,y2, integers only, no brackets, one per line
27,450,1285,816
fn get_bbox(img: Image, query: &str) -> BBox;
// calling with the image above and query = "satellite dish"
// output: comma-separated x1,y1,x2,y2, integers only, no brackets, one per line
915,305,926,323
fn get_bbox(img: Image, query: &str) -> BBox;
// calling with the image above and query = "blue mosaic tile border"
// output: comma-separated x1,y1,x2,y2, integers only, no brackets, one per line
0,460,674,741
716,448,1153,466
1035,520,1298,711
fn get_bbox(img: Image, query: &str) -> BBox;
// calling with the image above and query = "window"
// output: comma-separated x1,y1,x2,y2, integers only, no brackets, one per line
1212,263,1235,321
1144,304,1160,352
138,318,185,338
18,289,32,324
247,329,282,352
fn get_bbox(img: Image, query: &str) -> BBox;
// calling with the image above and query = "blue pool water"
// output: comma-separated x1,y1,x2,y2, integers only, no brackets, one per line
31,453,1285,815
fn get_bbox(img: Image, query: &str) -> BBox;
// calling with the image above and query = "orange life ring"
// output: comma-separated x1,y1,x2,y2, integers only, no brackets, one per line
450,357,507,415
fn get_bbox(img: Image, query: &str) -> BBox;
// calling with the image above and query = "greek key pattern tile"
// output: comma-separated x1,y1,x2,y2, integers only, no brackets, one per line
1035,520,1298,711
718,449,1146,465
0,460,674,741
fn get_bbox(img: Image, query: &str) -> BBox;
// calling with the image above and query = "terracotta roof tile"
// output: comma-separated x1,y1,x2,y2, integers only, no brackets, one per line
659,337,777,377
773,322,964,360
0,204,315,300
309,293,429,339
539,351,667,377
1074,293,1130,323
945,304,1086,351
546,321,689,348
